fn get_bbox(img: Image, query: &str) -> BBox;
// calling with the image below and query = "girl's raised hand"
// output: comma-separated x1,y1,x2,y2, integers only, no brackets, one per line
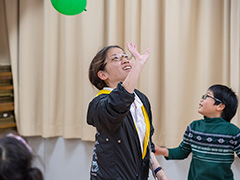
126,42,150,65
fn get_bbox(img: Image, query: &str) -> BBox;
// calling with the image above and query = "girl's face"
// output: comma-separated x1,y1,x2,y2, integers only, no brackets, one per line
99,47,133,88
198,90,222,118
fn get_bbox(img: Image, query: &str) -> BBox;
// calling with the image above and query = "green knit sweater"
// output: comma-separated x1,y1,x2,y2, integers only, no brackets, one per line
168,117,240,180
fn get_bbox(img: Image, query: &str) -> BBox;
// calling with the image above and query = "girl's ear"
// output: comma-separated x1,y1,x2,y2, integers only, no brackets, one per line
97,70,108,81
217,103,225,112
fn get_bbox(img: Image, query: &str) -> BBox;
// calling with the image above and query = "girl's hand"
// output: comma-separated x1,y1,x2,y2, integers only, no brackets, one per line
126,42,150,65
122,41,150,93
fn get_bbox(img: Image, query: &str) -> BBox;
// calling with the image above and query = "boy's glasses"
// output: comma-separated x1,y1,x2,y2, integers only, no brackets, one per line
111,54,132,61
202,94,222,103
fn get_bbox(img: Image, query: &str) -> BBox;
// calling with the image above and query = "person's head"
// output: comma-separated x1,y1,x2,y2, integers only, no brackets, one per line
198,84,238,122
0,134,43,180
89,45,133,90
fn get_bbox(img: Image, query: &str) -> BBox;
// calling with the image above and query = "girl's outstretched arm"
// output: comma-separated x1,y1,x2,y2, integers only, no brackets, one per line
122,42,150,93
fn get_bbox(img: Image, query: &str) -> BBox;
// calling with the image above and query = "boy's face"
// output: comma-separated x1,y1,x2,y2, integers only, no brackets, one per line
198,90,224,118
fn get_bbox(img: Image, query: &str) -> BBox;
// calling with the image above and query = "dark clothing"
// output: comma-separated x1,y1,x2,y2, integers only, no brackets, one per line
87,83,155,180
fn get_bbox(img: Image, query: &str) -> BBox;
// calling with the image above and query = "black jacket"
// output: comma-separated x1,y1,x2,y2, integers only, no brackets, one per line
87,83,155,180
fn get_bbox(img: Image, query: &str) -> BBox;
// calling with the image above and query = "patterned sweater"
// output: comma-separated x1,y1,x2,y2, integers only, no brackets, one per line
168,117,240,180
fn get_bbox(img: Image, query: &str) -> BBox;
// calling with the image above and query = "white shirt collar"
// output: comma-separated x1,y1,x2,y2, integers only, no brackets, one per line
103,87,114,91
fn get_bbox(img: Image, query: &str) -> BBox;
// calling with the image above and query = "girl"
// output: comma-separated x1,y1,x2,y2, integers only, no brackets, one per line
87,42,168,180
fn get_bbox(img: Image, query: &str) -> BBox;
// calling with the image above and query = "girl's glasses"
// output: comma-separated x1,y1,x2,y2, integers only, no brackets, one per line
202,94,222,103
101,54,132,70
111,54,132,61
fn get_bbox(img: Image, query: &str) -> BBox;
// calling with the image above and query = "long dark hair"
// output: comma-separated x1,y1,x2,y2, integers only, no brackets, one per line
0,136,43,180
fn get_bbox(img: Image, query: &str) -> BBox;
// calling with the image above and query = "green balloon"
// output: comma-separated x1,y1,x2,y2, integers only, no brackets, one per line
51,0,87,15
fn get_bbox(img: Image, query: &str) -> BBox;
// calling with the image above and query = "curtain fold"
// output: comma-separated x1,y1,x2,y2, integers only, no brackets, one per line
0,0,11,65
230,0,240,127
2,0,240,147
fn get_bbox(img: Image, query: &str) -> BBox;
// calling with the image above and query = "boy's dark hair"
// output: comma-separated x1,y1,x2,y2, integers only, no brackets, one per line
89,45,123,90
0,136,43,180
208,84,238,122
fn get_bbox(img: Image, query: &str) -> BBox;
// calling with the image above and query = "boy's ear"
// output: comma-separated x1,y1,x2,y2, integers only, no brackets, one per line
217,103,225,111
97,70,108,81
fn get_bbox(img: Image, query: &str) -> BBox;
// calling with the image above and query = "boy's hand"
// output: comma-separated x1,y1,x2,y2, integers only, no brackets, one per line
155,145,169,157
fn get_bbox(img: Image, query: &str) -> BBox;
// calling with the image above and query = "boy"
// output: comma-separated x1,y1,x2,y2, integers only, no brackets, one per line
156,84,240,180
